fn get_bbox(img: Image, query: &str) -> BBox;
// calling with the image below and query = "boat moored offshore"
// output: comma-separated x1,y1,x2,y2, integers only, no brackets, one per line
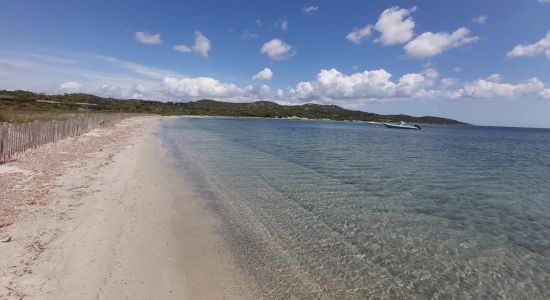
384,121,421,130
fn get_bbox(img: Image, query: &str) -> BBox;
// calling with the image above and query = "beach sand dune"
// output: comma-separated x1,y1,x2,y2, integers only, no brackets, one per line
0,117,251,299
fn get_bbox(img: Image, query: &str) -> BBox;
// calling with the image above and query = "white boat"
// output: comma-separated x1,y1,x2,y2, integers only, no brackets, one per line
384,121,421,130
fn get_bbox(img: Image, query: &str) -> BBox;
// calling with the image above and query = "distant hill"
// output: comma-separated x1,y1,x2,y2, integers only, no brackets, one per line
182,99,465,124
0,90,466,124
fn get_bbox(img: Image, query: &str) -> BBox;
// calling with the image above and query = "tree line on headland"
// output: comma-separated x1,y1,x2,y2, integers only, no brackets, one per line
0,90,466,124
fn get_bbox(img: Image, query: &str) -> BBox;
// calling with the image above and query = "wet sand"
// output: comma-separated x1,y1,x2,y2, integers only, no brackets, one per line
0,117,251,299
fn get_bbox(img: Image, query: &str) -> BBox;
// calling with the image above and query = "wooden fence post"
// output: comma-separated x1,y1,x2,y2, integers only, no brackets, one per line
0,114,134,164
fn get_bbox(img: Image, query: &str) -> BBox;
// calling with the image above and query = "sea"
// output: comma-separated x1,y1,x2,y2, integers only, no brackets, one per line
159,117,550,299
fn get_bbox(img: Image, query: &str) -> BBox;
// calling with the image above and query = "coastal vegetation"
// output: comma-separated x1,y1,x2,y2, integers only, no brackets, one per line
0,90,465,124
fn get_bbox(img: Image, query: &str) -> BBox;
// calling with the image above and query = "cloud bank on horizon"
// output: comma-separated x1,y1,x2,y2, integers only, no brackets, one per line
0,0,549,125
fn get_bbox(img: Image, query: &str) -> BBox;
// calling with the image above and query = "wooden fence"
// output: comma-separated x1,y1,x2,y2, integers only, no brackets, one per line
0,114,133,164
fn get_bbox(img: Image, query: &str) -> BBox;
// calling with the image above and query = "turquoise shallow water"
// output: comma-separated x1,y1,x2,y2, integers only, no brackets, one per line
160,117,550,299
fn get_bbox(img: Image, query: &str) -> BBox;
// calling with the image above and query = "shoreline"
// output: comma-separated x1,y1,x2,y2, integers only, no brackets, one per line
0,117,251,299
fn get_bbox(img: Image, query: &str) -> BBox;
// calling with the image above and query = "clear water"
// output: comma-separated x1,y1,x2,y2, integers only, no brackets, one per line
160,117,550,299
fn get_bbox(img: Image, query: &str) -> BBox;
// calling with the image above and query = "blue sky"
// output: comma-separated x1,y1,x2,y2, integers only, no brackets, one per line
1,0,550,127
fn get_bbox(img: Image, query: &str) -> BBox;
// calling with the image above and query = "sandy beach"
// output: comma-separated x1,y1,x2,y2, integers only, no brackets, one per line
0,117,251,299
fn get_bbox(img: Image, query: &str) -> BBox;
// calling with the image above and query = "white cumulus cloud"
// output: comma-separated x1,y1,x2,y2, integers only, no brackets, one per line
507,31,550,58
441,77,459,88
288,67,547,103
173,31,211,58
458,78,544,99
289,67,439,102
404,27,479,59
486,74,502,82
99,84,148,99
252,68,273,80
374,6,416,45
160,76,271,100
245,84,271,98
161,77,242,98
60,81,83,91
173,44,191,53
346,25,373,44
278,20,289,31
472,15,488,24
192,31,211,58
261,38,293,60
302,6,319,15
135,31,162,45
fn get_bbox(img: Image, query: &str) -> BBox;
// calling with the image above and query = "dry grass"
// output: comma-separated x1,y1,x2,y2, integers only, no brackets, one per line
0,110,87,123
